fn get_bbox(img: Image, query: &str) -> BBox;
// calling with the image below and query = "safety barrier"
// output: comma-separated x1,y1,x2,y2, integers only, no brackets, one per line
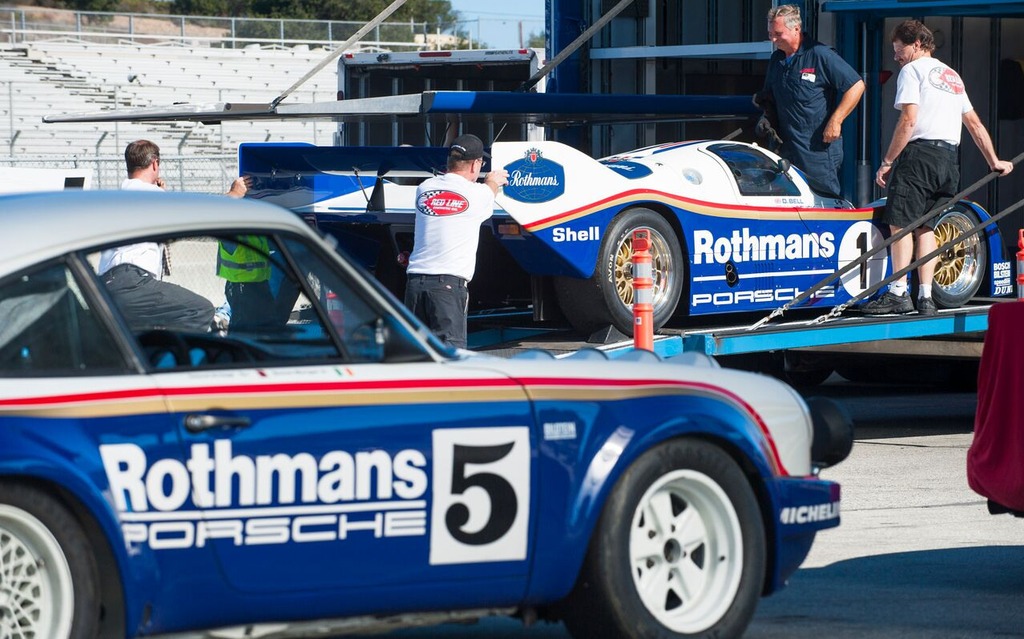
631,228,654,351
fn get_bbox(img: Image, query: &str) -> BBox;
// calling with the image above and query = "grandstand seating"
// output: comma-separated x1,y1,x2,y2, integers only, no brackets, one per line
1,38,339,162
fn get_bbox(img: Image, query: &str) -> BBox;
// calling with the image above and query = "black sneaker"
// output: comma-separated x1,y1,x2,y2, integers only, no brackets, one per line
859,291,914,315
917,297,937,316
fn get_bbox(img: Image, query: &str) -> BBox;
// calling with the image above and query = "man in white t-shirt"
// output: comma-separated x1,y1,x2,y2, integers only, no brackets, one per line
863,20,1013,316
100,140,227,332
404,134,508,349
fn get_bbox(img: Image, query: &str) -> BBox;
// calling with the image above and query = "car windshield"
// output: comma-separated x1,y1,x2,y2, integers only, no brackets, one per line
708,143,801,198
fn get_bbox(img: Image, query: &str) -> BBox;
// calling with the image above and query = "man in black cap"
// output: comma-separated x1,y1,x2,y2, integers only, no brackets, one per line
404,134,508,349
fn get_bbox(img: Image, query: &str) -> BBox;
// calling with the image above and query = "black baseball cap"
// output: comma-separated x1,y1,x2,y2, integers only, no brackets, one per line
449,134,489,160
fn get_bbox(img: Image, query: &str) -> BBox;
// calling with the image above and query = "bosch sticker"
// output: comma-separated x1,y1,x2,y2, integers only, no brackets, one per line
418,190,470,216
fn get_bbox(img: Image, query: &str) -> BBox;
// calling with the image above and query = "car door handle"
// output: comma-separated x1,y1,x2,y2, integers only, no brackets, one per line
184,413,252,433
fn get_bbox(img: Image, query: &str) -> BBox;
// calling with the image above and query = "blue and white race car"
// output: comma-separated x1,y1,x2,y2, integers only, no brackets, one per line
0,190,851,638
241,139,1012,337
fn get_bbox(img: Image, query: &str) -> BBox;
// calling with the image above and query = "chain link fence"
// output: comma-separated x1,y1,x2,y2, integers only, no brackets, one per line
0,153,239,192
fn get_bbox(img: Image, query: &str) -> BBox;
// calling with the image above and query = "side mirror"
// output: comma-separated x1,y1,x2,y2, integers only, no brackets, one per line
776,158,791,174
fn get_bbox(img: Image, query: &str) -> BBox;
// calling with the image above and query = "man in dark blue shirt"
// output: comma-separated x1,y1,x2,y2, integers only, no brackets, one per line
760,4,865,197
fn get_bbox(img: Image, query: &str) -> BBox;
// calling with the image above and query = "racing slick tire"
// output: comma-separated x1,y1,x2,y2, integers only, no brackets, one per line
0,482,100,639
562,439,766,639
931,205,987,308
555,209,684,337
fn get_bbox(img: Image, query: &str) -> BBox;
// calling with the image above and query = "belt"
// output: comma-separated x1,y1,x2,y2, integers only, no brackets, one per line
408,273,467,285
102,262,156,281
912,138,958,153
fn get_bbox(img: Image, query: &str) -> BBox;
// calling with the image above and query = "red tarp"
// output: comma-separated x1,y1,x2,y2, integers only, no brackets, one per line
967,301,1024,511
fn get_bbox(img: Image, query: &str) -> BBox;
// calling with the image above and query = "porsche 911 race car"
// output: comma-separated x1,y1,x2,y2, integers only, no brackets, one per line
241,139,1012,337
0,190,851,638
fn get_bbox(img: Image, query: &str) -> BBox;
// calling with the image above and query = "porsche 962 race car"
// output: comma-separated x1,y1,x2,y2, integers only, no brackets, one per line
0,190,851,638
241,139,1011,337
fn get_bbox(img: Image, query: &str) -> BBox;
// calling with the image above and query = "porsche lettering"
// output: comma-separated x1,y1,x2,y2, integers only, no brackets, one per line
692,286,836,307
121,510,427,550
693,228,835,265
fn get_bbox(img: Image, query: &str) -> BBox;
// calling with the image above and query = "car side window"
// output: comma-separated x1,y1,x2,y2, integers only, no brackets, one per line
280,236,431,364
0,263,129,376
89,231,427,370
708,143,801,198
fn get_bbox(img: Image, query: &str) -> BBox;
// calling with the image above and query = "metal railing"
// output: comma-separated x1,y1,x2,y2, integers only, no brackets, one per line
0,6,474,50
0,153,240,193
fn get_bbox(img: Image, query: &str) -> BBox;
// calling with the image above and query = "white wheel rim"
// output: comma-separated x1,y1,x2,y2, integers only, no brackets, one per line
629,469,744,634
0,504,75,638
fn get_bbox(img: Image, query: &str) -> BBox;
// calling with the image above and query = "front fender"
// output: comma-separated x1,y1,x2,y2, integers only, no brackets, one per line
525,393,781,603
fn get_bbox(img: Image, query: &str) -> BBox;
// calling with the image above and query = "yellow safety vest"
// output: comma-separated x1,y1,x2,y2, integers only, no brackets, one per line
217,236,271,283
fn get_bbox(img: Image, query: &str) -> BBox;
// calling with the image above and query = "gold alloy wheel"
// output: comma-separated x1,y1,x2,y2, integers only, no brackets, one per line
933,209,982,297
613,230,675,309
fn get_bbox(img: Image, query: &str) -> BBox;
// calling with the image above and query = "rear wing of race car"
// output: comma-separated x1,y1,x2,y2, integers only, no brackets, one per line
241,142,447,216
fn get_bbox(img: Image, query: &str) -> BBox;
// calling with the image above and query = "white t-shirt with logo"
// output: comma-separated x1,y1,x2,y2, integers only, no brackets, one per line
98,178,165,277
407,172,495,282
894,56,974,146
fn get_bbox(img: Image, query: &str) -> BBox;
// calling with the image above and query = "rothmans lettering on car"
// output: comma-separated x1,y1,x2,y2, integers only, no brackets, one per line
779,501,840,525
500,148,566,204
100,440,429,550
693,228,835,265
101,440,428,511
552,226,600,242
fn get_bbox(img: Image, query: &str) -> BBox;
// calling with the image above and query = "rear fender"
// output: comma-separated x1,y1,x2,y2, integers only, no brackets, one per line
0,437,150,634
959,200,1012,297
493,141,673,279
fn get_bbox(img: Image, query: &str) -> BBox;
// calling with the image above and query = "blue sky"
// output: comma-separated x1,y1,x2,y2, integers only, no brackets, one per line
446,2,546,49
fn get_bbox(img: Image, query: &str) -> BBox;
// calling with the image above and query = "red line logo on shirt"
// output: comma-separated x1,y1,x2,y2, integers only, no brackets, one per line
418,190,470,216
929,67,965,95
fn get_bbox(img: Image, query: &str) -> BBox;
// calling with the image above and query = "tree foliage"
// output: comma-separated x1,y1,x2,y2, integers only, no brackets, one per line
28,0,458,25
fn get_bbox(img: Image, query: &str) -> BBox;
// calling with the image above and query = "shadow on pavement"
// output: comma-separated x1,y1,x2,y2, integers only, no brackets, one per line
750,545,1024,638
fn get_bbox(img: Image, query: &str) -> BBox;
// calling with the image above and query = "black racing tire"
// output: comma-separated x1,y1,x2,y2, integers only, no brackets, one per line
554,209,684,336
0,482,100,638
931,205,987,308
562,439,766,639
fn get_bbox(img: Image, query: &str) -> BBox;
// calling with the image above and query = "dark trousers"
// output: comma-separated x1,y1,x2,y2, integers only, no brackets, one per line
103,264,213,332
404,273,469,349
225,280,299,333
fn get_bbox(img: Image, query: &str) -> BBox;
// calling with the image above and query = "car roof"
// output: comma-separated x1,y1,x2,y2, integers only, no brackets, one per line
0,190,313,277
